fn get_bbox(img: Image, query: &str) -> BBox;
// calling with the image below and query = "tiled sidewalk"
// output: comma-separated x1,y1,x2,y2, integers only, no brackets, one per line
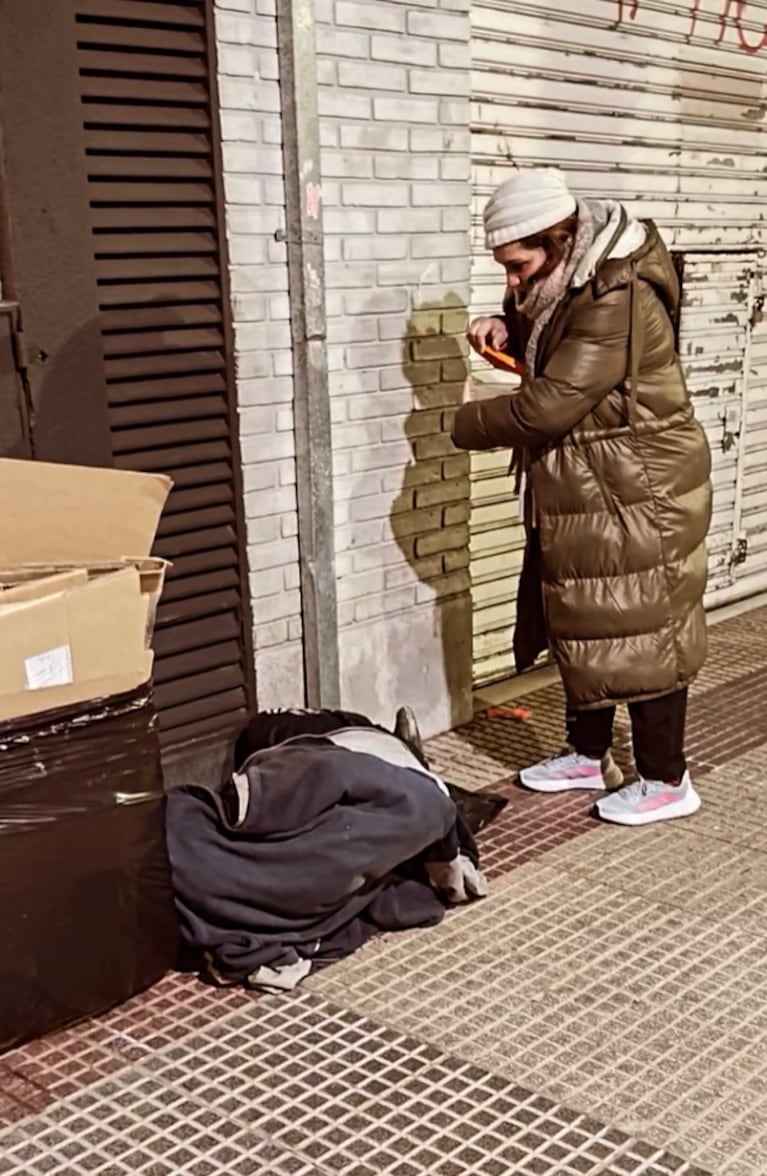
3,607,767,1175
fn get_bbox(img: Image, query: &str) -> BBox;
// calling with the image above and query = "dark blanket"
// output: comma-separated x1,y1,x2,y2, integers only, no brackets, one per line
167,730,483,987
233,708,507,836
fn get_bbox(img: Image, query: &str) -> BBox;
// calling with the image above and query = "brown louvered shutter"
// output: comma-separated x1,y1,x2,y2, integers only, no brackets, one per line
74,0,255,748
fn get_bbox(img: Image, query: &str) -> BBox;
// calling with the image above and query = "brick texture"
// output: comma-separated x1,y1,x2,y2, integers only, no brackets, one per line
215,0,305,707
215,0,474,730
315,0,472,721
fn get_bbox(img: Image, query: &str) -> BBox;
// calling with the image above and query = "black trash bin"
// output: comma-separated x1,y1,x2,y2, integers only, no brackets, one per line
0,685,179,1055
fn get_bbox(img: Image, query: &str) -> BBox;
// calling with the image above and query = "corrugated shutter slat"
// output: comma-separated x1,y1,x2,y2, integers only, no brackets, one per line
96,233,218,257
154,638,241,684
99,280,221,306
84,103,210,129
113,440,233,472
77,1,205,25
102,303,221,331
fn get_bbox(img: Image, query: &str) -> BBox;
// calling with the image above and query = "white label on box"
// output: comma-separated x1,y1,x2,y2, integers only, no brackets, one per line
24,645,74,691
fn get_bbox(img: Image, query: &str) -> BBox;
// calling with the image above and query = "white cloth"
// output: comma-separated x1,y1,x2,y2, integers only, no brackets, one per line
328,727,449,796
572,200,647,287
484,168,576,249
247,959,312,993
520,200,597,376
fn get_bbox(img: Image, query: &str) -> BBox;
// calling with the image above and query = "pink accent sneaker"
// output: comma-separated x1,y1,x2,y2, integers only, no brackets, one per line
518,750,623,794
595,771,701,827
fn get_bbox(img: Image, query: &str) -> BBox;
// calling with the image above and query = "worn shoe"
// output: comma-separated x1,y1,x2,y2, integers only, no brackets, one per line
519,749,623,794
393,705,426,762
595,771,701,827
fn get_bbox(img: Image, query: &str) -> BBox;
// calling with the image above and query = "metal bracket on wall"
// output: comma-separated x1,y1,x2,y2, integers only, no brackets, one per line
276,0,340,708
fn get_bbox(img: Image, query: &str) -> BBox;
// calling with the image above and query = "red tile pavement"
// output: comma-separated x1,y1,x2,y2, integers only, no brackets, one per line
474,778,600,879
0,975,257,1127
3,608,767,1132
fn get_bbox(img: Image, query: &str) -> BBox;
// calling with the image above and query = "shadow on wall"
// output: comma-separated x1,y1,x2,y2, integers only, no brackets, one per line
391,292,474,733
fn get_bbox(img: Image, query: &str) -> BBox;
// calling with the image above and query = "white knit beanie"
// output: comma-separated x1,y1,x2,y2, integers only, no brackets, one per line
484,169,577,250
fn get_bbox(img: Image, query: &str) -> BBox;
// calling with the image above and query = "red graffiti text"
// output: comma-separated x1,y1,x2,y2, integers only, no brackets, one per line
617,0,767,54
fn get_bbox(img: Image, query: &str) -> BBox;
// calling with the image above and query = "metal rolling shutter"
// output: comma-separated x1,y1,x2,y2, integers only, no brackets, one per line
74,0,253,746
735,264,767,596
679,254,751,597
470,0,767,684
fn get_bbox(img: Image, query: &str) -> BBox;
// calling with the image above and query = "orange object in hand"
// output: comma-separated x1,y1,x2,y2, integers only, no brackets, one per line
480,346,525,376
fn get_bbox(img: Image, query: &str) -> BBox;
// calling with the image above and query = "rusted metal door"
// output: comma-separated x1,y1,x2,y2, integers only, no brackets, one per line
0,0,255,749
73,0,255,746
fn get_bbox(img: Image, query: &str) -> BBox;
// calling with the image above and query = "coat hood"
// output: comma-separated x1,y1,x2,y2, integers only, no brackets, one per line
573,200,646,286
576,201,679,320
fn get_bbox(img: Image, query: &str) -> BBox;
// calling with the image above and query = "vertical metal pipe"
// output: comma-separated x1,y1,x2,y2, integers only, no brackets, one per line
276,0,340,707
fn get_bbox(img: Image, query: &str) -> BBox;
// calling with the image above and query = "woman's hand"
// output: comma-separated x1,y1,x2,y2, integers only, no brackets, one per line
467,316,509,356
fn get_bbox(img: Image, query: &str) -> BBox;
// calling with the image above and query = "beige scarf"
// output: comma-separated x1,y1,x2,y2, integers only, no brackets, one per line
517,201,596,376
511,202,596,523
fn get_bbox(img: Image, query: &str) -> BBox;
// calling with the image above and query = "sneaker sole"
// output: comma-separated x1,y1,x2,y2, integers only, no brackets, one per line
518,771,608,794
595,789,702,827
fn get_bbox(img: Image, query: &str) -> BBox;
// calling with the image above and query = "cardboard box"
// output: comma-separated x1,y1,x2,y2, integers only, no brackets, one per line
0,458,172,721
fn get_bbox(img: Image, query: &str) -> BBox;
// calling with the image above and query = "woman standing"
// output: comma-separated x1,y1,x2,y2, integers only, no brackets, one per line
452,169,712,827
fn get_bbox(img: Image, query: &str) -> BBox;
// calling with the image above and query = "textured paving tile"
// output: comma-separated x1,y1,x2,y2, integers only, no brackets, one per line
59,994,704,1176
309,860,767,1174
0,1075,298,1175
473,777,600,878
686,664,767,771
693,748,767,851
94,969,256,1052
0,1017,141,1128
0,972,255,1128
426,683,568,788
696,607,767,693
3,606,767,1173
548,820,767,939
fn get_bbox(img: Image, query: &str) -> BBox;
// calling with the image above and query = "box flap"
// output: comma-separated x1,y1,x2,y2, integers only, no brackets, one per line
0,459,172,565
0,570,88,602
0,661,153,723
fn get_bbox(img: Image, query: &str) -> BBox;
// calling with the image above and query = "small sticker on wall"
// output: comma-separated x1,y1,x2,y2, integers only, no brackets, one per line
24,645,74,691
306,182,322,220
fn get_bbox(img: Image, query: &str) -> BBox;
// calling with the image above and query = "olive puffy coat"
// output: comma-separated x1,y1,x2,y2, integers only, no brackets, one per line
452,220,712,709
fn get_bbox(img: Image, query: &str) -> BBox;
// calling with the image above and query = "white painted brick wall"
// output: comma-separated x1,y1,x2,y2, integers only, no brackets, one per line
215,0,474,731
316,0,474,732
215,0,305,707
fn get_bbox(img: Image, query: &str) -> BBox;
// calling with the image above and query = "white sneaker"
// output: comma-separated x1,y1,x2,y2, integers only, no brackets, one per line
595,770,701,827
519,749,623,794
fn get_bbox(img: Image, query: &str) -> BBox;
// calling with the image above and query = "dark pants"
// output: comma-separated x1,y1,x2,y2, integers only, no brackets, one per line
566,689,688,783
